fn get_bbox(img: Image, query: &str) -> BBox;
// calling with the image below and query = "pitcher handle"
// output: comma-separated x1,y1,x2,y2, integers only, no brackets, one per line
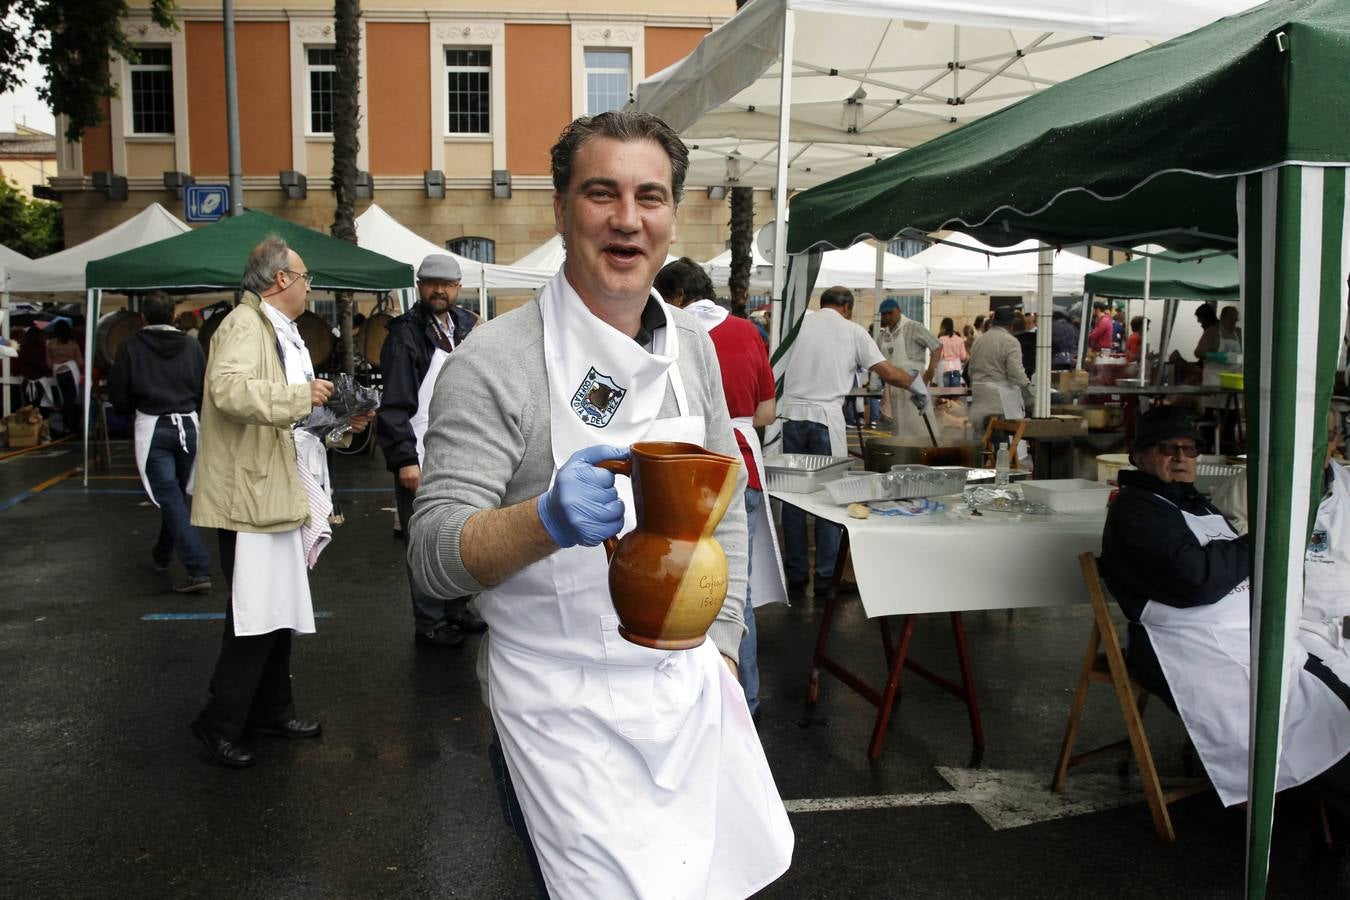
594,457,632,561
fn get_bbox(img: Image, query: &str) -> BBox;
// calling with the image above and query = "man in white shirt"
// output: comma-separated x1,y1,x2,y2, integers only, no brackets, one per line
778,286,926,594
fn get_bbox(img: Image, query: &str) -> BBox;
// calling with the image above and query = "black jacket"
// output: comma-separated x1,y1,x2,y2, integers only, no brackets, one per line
1099,469,1250,708
108,326,206,416
376,302,477,473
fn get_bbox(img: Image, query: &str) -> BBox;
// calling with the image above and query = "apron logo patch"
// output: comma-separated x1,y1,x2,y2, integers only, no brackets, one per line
1311,529,1330,555
571,367,627,427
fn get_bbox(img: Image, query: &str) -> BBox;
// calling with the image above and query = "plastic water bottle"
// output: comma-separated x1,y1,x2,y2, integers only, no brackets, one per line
995,444,1010,486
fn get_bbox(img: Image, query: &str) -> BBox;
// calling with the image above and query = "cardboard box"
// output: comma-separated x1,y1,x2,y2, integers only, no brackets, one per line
1054,370,1090,393
7,419,47,448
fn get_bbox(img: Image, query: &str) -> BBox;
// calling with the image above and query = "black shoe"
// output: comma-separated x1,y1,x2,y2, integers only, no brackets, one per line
415,625,465,648
173,575,212,594
250,718,322,740
190,721,256,768
447,603,488,634
151,554,170,574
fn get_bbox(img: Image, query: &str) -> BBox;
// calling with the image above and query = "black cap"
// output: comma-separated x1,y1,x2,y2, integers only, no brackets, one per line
1133,405,1200,451
991,306,1016,327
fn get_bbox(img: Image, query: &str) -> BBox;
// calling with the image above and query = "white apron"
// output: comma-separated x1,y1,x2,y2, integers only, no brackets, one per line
231,302,317,637
1303,461,1350,682
1202,331,1242,408
1141,506,1350,807
481,276,793,899
409,347,450,466
883,321,939,441
133,410,199,505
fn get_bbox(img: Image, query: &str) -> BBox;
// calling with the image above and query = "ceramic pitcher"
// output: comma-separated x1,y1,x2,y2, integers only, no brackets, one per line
597,440,742,650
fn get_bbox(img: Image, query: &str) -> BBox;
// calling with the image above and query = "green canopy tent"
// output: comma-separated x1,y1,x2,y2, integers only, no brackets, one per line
785,1,1349,895
82,209,416,485
1085,250,1240,375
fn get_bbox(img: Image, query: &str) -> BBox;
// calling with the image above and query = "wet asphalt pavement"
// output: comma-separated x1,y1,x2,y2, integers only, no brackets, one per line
1,436,1346,898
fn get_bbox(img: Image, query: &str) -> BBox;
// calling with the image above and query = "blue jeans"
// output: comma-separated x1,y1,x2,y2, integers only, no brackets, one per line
781,420,841,585
146,418,210,578
738,488,763,714
942,369,963,388
396,477,468,631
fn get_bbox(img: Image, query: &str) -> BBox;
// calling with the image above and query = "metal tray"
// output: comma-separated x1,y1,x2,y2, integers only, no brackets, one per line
762,454,855,493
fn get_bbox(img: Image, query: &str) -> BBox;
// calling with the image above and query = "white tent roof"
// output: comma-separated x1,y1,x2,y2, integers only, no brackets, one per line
355,204,552,290
706,237,926,291
909,233,1106,294
510,233,679,275
4,203,190,293
633,0,1260,188
0,243,29,268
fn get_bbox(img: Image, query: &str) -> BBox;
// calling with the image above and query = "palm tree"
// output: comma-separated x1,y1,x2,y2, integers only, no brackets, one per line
726,0,754,317
330,0,360,375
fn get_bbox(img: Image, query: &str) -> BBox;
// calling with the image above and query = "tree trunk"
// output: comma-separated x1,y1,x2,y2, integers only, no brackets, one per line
726,0,754,318
728,186,754,317
330,0,361,375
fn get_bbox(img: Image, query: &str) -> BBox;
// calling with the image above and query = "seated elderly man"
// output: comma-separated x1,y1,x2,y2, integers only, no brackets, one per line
1100,405,1350,819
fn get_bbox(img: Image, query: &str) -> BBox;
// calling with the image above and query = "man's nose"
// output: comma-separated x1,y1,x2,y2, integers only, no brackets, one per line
609,195,640,232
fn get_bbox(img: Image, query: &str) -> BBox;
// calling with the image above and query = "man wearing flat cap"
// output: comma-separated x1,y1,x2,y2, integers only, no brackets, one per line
377,254,485,647
875,297,940,439
967,304,1031,436
1100,405,1350,819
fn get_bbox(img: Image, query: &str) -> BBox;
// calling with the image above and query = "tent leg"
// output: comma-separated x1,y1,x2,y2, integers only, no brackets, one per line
1,288,11,418
767,7,795,356
1033,243,1053,417
1076,292,1092,368
83,289,98,486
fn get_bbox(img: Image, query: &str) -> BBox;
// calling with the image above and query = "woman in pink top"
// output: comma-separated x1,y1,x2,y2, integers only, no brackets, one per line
1088,302,1115,353
937,317,968,387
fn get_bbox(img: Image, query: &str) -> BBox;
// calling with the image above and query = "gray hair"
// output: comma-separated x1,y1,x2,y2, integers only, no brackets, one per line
550,110,689,203
820,286,855,308
242,235,291,294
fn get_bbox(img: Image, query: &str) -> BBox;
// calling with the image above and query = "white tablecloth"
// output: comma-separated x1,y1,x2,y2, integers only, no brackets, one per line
771,488,1105,618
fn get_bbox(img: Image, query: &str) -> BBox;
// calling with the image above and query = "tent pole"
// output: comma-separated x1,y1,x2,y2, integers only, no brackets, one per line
1140,247,1153,382
1,282,11,418
768,7,795,357
1033,243,1053,417
82,289,98,486
1076,293,1091,369
873,241,884,328
481,265,488,322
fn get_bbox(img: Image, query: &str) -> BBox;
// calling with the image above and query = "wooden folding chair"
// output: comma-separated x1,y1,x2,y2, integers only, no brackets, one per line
981,417,1027,468
1052,552,1207,842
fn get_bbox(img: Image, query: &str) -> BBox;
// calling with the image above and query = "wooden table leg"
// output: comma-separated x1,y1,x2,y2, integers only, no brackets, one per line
868,615,915,759
951,612,986,763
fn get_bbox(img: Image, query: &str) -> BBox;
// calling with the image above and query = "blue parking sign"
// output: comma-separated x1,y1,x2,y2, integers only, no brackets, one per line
185,184,230,223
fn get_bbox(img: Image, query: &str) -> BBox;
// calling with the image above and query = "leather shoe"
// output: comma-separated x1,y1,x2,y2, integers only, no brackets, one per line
447,603,488,634
190,721,256,768
250,718,322,740
415,625,465,648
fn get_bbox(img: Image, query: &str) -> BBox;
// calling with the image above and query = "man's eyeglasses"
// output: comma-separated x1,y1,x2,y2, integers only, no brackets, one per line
1152,441,1200,459
284,269,313,286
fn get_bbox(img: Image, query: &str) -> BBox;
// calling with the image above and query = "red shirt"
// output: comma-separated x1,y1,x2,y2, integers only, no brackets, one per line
1125,331,1142,363
708,315,776,491
1089,314,1114,351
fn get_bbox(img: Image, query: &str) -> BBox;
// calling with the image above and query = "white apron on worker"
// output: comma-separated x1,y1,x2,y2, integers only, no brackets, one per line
133,410,199,506
230,301,316,637
1141,506,1350,807
409,346,451,466
884,319,938,441
1303,460,1350,682
732,418,788,609
1202,331,1243,409
478,273,793,899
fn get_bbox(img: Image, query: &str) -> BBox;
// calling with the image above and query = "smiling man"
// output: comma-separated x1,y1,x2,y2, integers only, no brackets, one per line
407,112,793,898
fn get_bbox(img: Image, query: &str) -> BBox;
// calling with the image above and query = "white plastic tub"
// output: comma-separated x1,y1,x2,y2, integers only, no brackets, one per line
1020,478,1113,512
1095,453,1133,483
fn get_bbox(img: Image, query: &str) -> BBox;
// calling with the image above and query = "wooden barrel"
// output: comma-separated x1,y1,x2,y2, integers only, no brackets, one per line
358,312,394,367
94,309,145,371
295,310,335,372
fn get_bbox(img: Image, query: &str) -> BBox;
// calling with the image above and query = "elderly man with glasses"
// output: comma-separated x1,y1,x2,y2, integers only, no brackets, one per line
1099,405,1350,821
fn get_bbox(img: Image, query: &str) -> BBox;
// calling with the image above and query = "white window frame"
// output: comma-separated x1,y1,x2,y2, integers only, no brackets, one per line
127,45,175,136
570,24,643,120
289,19,369,174
304,45,337,137
108,20,189,176
429,21,505,175
443,47,492,137
582,49,631,117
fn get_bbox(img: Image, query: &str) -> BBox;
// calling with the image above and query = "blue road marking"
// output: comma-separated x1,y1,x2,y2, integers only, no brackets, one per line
143,611,334,621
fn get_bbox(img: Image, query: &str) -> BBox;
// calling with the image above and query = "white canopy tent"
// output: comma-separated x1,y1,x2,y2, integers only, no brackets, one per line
2,203,190,294
705,238,925,292
0,243,32,416
354,204,553,318
910,233,1107,294
630,0,1262,302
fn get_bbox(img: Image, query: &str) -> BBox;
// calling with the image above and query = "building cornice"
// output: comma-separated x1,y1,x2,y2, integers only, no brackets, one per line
146,9,725,28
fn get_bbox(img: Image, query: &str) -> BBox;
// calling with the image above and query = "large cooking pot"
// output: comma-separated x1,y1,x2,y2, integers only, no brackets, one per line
295,310,335,372
865,436,980,472
358,311,394,367
94,309,145,371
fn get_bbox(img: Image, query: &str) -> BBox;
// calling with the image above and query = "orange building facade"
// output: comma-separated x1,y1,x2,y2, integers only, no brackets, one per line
54,2,760,263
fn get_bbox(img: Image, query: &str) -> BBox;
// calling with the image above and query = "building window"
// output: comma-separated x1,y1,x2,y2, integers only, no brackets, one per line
887,238,927,259
584,49,630,115
307,47,336,135
129,46,174,134
446,236,495,263
445,48,491,135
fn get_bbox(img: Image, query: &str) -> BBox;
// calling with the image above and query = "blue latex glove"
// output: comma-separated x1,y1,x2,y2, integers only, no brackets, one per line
536,444,631,548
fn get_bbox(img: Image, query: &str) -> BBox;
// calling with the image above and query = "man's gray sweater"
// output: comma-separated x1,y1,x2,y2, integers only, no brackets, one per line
407,298,748,659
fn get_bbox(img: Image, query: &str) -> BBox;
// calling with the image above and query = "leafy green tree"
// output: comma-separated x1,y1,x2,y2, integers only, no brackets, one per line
0,176,62,256
0,0,178,142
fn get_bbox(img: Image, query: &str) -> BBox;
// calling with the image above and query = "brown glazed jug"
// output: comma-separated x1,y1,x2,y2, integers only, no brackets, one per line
596,440,742,650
